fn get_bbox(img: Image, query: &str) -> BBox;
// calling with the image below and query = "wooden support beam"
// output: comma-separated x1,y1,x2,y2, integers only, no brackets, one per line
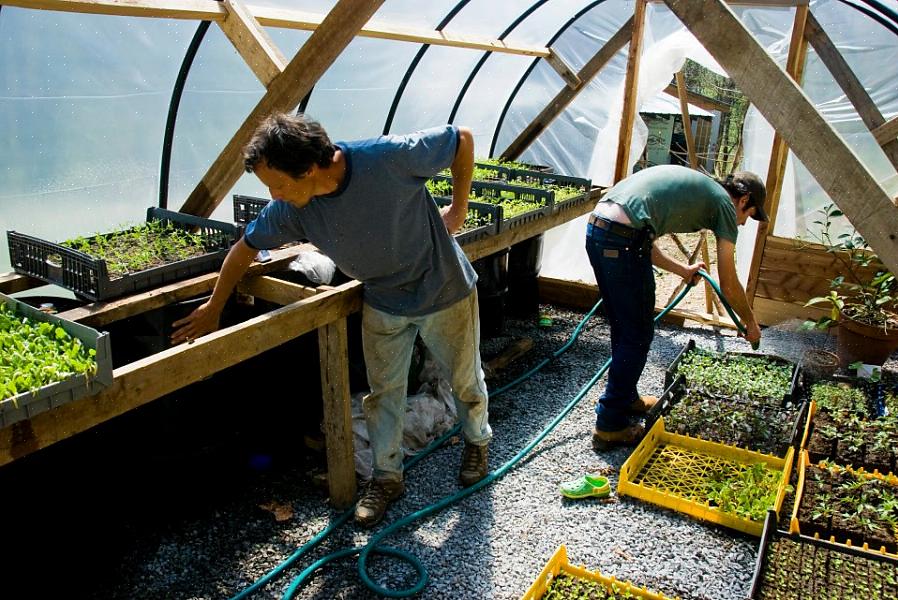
179,0,385,218
2,0,223,19
614,0,648,183
0,280,363,467
544,49,581,89
663,0,898,279
674,70,699,169
804,12,898,170
220,0,287,87
0,272,43,295
663,83,731,113
501,18,633,161
318,319,355,508
872,116,898,148
237,275,320,305
746,2,809,302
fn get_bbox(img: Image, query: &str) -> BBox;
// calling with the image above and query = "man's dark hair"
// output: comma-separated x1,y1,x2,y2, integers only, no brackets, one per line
719,170,768,222
244,113,336,179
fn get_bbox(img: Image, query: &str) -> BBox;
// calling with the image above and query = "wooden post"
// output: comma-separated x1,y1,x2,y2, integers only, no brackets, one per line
220,0,287,87
674,70,699,169
745,3,809,302
613,0,648,183
318,319,355,509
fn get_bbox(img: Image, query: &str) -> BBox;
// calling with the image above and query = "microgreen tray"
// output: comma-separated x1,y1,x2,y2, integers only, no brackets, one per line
0,292,113,427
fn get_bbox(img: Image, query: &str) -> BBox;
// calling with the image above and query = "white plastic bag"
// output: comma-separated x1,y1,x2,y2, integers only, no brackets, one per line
288,250,337,285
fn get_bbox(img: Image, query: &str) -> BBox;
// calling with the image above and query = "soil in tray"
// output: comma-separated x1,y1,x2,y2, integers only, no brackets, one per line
758,536,898,600
664,389,798,456
672,347,794,404
798,464,898,553
543,572,642,599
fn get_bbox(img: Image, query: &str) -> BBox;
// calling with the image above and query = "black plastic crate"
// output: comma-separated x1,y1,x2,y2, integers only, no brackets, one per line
433,198,502,246
0,292,113,427
233,194,271,225
473,161,516,180
646,375,806,458
750,510,898,599
429,176,554,233
7,207,240,302
664,339,801,407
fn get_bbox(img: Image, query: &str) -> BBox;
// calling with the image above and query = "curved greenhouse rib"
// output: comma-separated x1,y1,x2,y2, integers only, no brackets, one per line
489,0,608,158
382,0,470,135
159,21,212,209
447,0,551,125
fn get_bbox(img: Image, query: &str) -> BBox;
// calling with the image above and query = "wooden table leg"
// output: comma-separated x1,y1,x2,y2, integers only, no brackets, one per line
318,318,356,509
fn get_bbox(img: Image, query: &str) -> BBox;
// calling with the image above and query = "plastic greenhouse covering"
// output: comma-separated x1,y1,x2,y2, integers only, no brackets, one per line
2,0,897,287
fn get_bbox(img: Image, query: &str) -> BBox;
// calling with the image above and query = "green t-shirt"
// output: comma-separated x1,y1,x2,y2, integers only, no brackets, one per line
603,165,739,243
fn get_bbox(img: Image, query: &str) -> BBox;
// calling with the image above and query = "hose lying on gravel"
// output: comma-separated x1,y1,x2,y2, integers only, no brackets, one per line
231,270,748,599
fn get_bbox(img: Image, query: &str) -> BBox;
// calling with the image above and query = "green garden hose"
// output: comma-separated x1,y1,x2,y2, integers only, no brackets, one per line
231,269,752,600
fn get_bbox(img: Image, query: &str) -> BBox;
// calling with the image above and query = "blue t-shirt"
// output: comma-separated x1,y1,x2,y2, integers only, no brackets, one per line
603,165,739,243
244,125,477,316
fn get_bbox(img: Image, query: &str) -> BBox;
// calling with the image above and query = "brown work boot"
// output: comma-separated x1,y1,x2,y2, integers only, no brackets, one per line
354,479,405,528
592,423,646,452
459,442,489,487
628,395,659,414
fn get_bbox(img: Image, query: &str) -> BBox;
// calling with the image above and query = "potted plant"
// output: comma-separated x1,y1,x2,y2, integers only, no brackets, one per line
801,203,898,368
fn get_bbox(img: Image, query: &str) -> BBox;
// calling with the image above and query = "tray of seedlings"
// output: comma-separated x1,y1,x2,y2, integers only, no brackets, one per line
0,292,113,427
433,198,501,246
7,208,241,302
520,545,676,600
646,375,807,459
664,339,801,407
790,450,898,557
427,176,554,232
749,510,898,599
801,375,898,474
618,418,795,537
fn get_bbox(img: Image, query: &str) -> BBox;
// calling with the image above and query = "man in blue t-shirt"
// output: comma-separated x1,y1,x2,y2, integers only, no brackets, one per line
585,165,766,451
171,113,492,527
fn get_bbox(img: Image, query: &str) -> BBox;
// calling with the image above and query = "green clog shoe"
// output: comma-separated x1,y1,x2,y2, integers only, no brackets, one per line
558,474,611,499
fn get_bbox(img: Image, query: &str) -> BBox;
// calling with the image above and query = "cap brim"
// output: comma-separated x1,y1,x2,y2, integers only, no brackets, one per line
752,202,769,222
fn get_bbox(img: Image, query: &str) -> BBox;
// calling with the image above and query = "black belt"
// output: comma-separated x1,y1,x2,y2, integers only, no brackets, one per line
588,214,641,240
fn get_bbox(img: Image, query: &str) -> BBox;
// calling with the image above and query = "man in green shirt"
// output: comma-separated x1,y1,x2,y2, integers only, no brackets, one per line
585,165,766,450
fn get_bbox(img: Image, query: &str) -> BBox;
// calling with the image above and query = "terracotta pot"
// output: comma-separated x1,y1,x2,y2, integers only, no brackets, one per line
836,316,898,368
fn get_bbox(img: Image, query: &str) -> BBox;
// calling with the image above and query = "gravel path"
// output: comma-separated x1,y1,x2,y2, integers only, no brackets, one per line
4,302,878,600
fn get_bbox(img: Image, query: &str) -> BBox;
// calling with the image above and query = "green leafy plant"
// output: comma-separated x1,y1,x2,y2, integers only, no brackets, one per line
800,203,898,333
675,347,793,403
705,462,788,521
0,303,98,403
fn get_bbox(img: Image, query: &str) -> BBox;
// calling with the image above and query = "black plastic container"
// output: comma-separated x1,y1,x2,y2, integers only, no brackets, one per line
506,234,543,318
473,249,509,338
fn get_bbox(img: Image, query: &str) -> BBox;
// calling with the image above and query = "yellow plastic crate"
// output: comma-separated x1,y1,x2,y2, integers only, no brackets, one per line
789,449,898,557
798,399,816,450
520,545,676,600
618,418,795,537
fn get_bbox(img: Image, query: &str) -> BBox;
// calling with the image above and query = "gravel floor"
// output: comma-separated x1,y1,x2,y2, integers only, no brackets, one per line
4,301,888,600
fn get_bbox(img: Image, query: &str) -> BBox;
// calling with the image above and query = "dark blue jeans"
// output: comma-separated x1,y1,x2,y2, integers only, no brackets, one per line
585,222,655,432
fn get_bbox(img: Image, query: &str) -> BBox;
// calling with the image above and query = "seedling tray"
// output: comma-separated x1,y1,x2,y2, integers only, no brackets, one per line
520,544,676,600
646,375,807,458
789,450,898,557
433,198,501,245
619,418,795,537
750,510,898,599
663,339,800,407
233,194,271,225
7,208,240,302
430,175,554,232
0,292,113,428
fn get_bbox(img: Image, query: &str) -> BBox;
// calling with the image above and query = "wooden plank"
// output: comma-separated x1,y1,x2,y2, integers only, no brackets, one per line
675,70,699,169
179,0,385,218
752,295,827,326
500,18,633,161
318,319,355,508
662,83,731,113
53,244,311,327
0,272,44,295
253,6,550,58
746,3,809,302
0,279,363,467
544,49,581,89
614,0,648,183
237,275,320,305
3,0,223,19
872,116,898,148
220,0,287,87
663,0,898,279
804,12,898,169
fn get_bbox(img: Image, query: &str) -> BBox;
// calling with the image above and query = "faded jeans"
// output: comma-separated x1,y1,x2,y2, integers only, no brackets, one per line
585,222,656,432
362,289,492,482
